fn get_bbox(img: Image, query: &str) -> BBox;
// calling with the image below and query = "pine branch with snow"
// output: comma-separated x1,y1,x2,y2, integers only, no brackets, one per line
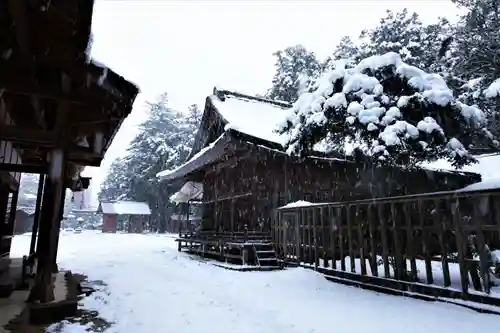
280,52,495,168
267,45,322,103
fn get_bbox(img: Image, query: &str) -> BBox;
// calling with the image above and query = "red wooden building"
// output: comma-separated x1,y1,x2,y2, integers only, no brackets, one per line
97,201,151,233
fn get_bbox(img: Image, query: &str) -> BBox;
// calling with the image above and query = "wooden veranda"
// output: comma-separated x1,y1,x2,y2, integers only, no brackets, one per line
0,0,138,306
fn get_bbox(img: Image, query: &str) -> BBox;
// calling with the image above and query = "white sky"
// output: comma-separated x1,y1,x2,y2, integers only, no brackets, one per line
84,0,463,206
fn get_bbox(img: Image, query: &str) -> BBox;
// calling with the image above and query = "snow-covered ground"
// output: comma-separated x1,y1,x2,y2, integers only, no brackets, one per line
11,231,500,333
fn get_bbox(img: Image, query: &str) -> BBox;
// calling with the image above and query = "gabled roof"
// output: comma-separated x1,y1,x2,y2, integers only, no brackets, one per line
97,201,151,216
210,88,291,146
188,88,292,159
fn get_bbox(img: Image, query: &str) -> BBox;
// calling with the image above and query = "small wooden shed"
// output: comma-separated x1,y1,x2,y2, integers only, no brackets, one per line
97,201,151,233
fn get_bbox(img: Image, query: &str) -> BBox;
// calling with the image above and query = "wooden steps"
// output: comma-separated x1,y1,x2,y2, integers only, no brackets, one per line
176,230,282,269
253,243,279,268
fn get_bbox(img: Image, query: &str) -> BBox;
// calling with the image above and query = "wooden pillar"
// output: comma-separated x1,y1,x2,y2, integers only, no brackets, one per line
30,174,45,255
4,188,19,255
28,149,65,303
0,186,10,255
230,178,235,234
51,185,67,271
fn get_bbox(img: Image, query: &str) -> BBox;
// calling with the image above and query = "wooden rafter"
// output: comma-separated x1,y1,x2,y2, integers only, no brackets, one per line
8,0,48,129
0,62,128,110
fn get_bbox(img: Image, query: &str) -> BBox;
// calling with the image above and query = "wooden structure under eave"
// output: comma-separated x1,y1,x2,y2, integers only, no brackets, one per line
0,0,139,304
157,88,481,267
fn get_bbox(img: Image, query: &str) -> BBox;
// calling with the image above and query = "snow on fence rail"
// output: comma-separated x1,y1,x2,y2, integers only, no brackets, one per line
273,188,500,306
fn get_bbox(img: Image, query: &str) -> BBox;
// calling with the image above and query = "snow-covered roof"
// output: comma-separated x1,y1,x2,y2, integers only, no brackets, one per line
98,201,151,215
422,153,500,181
457,178,500,192
279,201,327,209
157,134,230,181
16,207,36,215
170,182,203,203
210,89,291,146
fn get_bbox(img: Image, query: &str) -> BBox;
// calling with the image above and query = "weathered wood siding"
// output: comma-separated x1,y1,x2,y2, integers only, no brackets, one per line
102,214,117,233
197,140,478,234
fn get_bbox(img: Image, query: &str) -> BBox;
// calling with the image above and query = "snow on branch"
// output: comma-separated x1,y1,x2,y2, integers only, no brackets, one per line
279,52,495,168
484,78,500,99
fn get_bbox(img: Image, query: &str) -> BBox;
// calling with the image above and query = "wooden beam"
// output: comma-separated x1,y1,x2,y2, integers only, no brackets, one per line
203,192,253,204
0,126,105,160
0,125,53,146
0,163,47,174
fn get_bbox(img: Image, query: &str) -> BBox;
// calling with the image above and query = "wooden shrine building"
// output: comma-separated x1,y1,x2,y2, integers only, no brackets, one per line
0,0,139,310
158,88,481,267
97,201,151,233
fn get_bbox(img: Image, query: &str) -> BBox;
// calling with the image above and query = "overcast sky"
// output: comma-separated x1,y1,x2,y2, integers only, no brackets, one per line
84,0,463,205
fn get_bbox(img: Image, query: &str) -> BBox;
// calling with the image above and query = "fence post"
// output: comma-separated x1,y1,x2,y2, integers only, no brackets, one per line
403,202,418,282
329,206,337,270
472,198,491,293
338,207,346,272
390,202,405,281
377,203,390,278
283,214,288,261
295,212,301,264
346,205,355,273
367,204,377,276
417,199,434,284
356,205,367,276
313,208,318,269
450,197,469,293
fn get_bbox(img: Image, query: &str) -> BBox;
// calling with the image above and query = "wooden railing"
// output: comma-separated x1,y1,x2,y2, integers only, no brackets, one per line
274,187,500,304
179,229,272,243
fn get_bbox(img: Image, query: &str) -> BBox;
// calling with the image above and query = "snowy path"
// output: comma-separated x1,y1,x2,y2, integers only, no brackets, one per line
11,232,500,333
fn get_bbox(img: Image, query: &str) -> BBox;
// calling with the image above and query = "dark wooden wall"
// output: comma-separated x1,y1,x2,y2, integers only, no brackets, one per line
198,143,478,234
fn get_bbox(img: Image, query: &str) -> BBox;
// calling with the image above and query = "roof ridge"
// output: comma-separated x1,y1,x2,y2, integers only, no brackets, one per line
213,87,291,108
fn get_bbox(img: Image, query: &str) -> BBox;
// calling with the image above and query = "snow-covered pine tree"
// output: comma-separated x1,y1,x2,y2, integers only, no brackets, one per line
440,0,500,143
98,157,133,201
279,52,495,169
99,94,202,232
267,45,322,103
358,9,453,73
322,36,362,71
448,0,500,83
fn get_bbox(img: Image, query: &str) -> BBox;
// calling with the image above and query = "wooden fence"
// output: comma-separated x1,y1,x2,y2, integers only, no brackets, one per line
273,187,500,306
